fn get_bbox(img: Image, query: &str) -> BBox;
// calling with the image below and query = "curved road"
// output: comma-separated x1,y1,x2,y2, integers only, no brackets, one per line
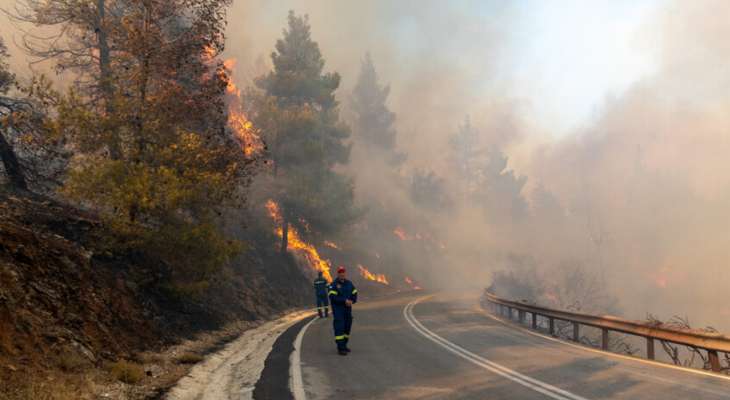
293,291,730,400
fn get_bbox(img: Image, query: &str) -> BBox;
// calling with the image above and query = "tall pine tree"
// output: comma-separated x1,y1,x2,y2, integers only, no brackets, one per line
350,53,404,165
250,11,357,253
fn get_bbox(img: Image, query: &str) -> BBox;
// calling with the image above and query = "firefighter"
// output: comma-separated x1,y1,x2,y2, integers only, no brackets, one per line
313,271,329,318
328,266,357,355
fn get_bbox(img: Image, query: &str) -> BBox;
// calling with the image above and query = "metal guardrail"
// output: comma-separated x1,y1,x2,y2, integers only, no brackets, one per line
482,290,730,372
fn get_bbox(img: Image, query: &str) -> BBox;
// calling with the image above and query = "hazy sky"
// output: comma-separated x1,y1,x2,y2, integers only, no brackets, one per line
2,0,730,327
220,0,664,137
0,0,663,137
504,0,662,134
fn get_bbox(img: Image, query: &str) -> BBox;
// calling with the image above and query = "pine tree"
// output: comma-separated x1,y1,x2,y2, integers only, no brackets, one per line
449,116,481,183
350,53,404,165
250,11,357,253
478,146,528,223
531,183,564,223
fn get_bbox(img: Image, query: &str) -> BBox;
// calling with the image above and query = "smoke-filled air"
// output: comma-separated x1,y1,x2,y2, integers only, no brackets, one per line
3,0,730,396
221,0,730,330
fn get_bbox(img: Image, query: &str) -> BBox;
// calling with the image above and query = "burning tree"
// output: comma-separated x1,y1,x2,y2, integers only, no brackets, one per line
13,0,251,292
248,11,358,255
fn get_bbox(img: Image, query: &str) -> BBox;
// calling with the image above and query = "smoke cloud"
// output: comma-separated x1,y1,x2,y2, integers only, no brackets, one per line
2,0,729,330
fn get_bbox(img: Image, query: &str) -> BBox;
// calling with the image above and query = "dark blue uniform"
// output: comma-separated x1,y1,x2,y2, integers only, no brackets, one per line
328,279,357,352
313,276,329,318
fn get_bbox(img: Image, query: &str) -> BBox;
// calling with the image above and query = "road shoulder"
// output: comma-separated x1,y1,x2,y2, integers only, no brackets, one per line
165,310,313,400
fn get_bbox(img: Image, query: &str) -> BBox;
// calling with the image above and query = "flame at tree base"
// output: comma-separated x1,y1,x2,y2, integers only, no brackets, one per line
265,200,333,282
405,276,422,290
358,264,389,285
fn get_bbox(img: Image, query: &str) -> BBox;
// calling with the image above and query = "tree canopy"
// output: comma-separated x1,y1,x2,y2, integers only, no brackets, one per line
249,11,358,253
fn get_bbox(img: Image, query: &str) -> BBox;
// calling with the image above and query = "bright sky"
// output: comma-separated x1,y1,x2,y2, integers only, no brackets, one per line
0,0,665,138
499,0,663,135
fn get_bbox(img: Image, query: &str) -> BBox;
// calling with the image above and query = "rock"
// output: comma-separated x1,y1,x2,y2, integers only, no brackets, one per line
70,340,97,363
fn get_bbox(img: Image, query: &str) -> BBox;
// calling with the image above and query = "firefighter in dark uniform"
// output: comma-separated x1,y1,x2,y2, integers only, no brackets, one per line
328,266,357,355
313,271,329,318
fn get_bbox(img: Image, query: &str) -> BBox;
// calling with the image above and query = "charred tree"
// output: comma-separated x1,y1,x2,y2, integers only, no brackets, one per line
0,37,26,189
281,218,289,254
0,131,26,189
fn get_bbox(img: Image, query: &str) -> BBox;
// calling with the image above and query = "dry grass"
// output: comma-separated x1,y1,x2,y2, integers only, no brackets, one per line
175,352,204,364
57,351,89,373
108,360,145,384
0,374,91,400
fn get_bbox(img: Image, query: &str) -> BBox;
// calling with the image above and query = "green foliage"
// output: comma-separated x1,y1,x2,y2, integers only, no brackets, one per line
62,148,242,292
0,38,13,95
449,116,481,182
350,53,404,165
410,169,451,211
478,146,528,222
249,11,358,245
25,0,249,290
175,352,204,364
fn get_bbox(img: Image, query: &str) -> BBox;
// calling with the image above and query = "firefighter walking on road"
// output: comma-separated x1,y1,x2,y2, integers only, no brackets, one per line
328,266,357,356
313,271,329,318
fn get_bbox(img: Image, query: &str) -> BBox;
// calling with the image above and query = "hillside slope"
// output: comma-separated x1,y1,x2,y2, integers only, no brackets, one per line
0,188,310,396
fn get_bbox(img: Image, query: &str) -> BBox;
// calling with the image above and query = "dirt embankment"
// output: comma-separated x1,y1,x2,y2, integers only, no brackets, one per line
0,188,310,398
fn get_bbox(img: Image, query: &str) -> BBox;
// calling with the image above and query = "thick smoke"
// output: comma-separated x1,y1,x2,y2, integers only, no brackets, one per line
526,0,730,327
2,0,729,329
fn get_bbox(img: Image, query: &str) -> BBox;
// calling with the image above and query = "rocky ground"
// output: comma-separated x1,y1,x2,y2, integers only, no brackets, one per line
0,187,311,399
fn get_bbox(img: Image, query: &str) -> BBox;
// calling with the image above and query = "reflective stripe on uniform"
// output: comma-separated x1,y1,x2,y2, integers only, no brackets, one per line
335,335,346,340
328,290,338,295
343,334,349,338
351,289,358,294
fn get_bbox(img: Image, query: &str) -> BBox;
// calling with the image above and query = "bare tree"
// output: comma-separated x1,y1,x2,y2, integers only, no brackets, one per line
646,314,727,372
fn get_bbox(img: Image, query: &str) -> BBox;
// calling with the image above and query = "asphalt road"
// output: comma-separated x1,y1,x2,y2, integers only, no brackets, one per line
294,291,730,400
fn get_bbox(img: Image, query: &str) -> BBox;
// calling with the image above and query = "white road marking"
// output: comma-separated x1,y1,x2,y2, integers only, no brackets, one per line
475,304,730,398
404,297,590,400
290,316,318,400
475,303,730,383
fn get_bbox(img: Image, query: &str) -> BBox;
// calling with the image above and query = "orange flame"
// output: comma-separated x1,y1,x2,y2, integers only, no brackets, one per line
222,57,262,157
265,200,332,282
323,240,340,250
393,227,409,240
358,264,389,285
393,227,424,241
404,276,422,290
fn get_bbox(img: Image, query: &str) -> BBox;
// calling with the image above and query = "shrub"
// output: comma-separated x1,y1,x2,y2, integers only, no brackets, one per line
176,352,204,364
108,360,144,384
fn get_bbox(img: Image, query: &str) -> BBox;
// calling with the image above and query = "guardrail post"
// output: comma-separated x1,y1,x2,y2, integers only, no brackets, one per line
549,318,555,336
708,350,721,372
601,329,609,350
531,313,537,329
518,310,525,324
572,322,580,342
646,337,655,360
507,307,512,320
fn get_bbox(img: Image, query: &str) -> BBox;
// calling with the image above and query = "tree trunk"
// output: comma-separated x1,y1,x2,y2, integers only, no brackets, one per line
133,1,153,158
0,132,27,189
280,217,289,254
95,0,122,160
